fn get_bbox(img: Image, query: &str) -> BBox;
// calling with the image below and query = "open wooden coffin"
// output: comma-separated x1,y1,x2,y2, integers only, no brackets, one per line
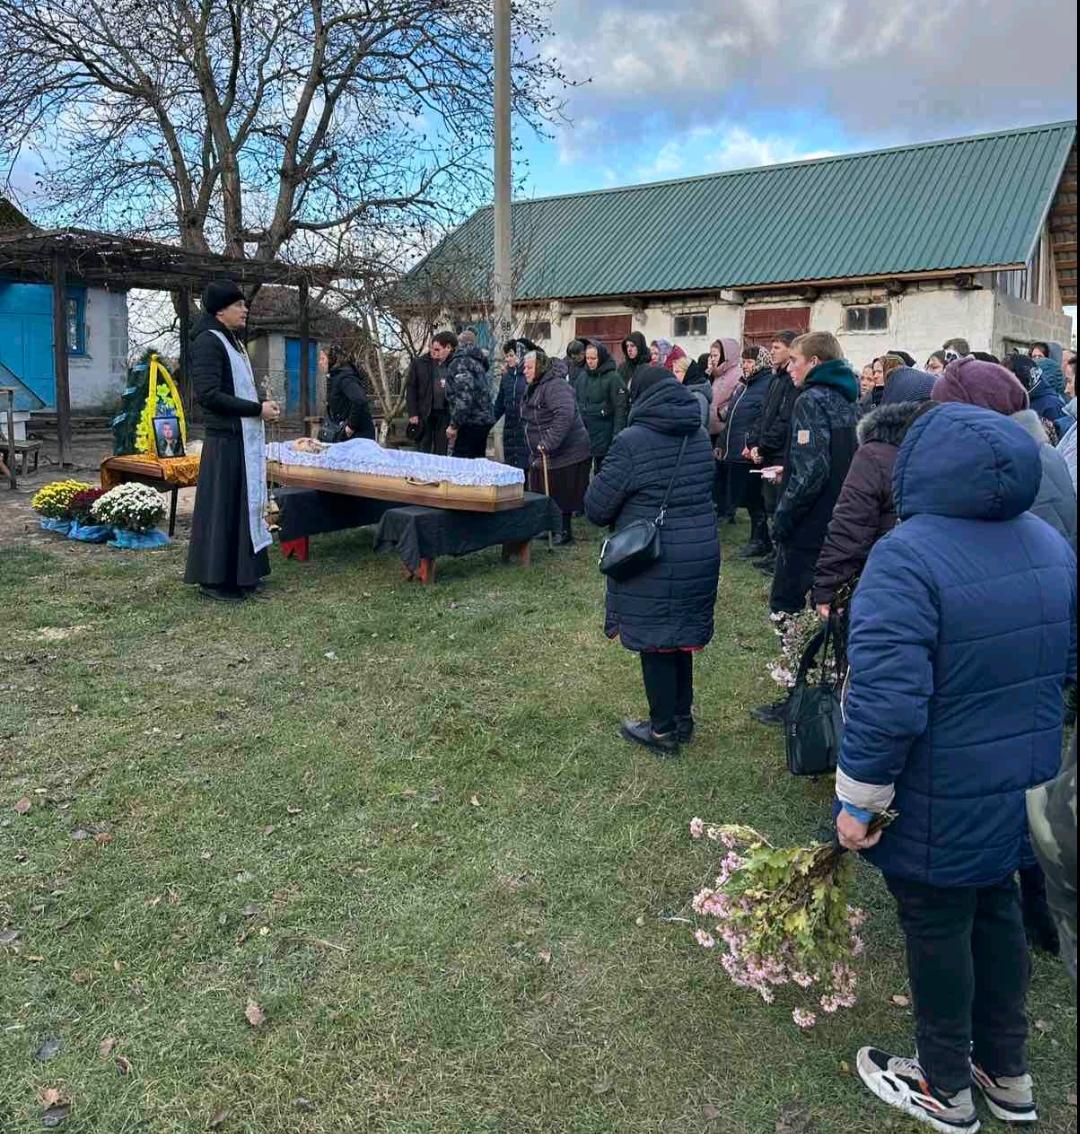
266,461,525,512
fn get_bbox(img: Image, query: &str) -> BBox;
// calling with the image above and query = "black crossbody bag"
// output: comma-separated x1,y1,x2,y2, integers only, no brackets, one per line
598,435,688,582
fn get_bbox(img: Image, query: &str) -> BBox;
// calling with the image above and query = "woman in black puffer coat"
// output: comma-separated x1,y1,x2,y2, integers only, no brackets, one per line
585,366,720,757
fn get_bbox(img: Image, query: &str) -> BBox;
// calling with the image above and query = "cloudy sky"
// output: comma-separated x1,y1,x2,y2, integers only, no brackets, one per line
520,0,1077,196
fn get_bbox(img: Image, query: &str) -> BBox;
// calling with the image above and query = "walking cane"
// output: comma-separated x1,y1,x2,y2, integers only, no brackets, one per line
541,450,555,553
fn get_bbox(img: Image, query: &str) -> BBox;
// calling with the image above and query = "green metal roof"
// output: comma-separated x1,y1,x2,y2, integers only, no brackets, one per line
409,121,1076,301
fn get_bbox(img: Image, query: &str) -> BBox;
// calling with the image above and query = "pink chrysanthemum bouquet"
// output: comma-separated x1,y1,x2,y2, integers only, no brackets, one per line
688,819,888,1030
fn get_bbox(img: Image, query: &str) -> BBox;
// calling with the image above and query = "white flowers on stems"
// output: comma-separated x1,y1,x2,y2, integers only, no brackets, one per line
91,483,166,533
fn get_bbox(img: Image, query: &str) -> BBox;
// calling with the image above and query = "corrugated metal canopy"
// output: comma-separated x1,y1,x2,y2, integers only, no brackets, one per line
409,121,1076,301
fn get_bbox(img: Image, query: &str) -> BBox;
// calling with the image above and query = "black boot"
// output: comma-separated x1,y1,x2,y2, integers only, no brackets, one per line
676,715,696,744
552,513,574,546
620,719,680,758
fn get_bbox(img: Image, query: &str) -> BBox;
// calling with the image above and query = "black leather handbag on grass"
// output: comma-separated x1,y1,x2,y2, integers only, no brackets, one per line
598,436,688,582
786,616,847,777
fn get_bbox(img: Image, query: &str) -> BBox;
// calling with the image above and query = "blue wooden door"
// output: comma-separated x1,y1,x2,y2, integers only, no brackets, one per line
285,337,319,415
0,282,54,409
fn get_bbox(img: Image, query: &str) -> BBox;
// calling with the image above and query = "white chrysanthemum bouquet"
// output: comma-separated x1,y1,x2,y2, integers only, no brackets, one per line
688,819,891,1030
91,483,166,533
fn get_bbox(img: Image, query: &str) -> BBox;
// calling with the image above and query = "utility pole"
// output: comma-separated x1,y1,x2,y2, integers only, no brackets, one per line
492,0,512,350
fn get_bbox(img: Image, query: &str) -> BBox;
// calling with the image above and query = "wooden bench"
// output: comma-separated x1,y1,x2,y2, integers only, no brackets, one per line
0,438,42,475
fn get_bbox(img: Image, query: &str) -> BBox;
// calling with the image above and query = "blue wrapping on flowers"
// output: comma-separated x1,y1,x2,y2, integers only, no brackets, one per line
68,520,113,543
108,528,170,550
40,517,72,535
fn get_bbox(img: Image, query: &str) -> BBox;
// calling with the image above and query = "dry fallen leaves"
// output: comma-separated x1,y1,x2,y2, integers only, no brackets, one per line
890,994,911,1009
115,1055,132,1076
93,832,114,846
99,1037,118,1058
38,1088,65,1107
244,1000,265,1028
702,1104,722,1122
470,794,481,807
775,1102,814,1134
538,949,552,966
208,1109,230,1129
13,797,31,815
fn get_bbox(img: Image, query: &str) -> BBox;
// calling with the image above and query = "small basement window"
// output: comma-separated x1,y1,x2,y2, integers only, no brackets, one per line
844,304,889,333
673,312,708,338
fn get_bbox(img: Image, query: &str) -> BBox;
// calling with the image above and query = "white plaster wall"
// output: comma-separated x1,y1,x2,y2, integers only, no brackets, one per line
803,286,996,370
546,296,744,358
70,289,129,411
991,293,1073,358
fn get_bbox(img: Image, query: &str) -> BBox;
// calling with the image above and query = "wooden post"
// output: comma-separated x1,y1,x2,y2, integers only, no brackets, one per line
1,386,16,488
52,253,73,468
298,276,311,420
177,288,193,419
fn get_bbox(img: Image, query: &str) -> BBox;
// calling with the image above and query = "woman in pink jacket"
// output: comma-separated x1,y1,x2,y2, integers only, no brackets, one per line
707,337,743,520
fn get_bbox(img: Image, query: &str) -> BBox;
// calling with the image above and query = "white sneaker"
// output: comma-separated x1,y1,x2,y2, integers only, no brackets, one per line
857,1047,981,1133
971,1061,1038,1124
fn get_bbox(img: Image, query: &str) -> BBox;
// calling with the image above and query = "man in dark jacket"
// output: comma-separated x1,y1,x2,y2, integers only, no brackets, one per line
585,368,720,756
574,341,628,471
184,280,280,603
406,331,456,454
444,339,495,458
836,404,1077,1134
746,331,798,571
769,332,858,614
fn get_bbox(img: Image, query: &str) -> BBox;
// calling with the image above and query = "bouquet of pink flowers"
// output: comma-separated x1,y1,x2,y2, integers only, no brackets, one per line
688,818,891,1030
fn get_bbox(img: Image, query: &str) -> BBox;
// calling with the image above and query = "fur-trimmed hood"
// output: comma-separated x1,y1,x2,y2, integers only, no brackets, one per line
857,400,929,447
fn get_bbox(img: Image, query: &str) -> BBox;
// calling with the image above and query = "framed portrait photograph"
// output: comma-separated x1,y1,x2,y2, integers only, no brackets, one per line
153,416,185,459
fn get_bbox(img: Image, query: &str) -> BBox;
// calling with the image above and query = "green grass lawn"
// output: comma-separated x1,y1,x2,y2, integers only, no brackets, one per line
1,518,1075,1133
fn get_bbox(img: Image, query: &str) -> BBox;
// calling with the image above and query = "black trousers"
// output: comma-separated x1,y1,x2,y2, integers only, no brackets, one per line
725,463,766,523
762,479,780,519
886,874,1030,1096
640,652,693,735
420,410,450,455
452,423,491,459
713,461,731,515
770,542,817,614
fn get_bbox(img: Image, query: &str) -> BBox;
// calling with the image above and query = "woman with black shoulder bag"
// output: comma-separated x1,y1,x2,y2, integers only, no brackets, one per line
585,365,720,757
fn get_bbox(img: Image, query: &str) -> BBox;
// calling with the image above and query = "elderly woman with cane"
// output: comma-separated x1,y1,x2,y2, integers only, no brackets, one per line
521,349,591,546
585,365,720,756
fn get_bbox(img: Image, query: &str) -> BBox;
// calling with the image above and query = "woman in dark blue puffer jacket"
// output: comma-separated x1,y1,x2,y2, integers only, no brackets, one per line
835,403,1076,1131
585,366,720,757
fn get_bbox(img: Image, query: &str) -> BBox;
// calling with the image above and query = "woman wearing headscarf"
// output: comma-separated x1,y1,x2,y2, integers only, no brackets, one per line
585,365,720,757
493,338,536,471
521,349,591,545
925,351,948,376
574,341,629,472
620,332,650,390
721,346,775,557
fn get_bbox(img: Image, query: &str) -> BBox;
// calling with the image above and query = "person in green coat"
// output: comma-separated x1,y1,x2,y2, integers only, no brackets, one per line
574,341,629,472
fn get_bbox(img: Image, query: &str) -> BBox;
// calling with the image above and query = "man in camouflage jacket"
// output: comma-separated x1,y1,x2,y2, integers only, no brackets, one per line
444,343,496,459
770,332,859,614
1028,737,1077,984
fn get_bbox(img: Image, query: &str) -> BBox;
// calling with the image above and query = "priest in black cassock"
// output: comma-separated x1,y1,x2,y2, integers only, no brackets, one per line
184,280,281,603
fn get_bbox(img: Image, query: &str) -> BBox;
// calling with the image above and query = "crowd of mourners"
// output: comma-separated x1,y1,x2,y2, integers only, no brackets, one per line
406,324,1077,1134
185,276,1074,1133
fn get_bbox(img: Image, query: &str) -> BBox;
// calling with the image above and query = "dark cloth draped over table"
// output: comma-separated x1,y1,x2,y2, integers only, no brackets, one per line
273,487,395,541
373,493,558,573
